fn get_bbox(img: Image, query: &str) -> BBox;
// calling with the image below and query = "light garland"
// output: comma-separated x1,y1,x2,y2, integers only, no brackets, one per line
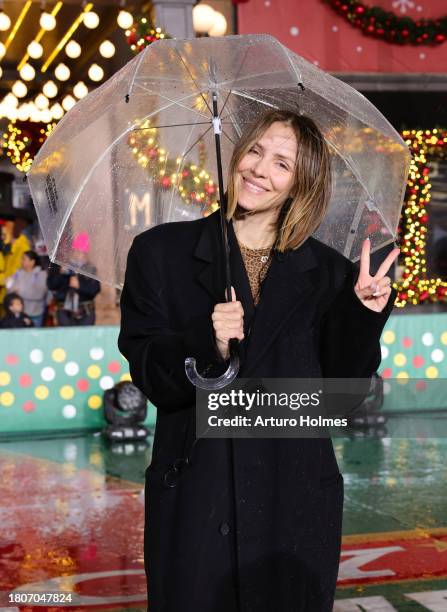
128,120,218,215
126,15,170,53
394,129,447,306
3,121,55,172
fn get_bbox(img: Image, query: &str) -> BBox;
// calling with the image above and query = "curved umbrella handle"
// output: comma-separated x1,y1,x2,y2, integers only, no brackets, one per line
185,339,240,390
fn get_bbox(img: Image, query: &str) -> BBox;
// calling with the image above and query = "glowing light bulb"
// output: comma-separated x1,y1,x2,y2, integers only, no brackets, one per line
27,40,43,59
43,80,58,98
50,103,64,120
73,81,88,99
99,40,115,58
62,95,76,111
0,41,5,60
0,10,11,31
35,93,49,110
83,10,99,29
20,63,35,81
55,63,70,81
117,10,133,29
40,11,56,31
65,40,81,59
88,63,104,82
192,4,215,34
208,12,227,36
12,81,27,98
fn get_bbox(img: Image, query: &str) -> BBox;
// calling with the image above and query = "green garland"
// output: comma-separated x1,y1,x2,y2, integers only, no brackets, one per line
126,15,171,54
325,0,447,45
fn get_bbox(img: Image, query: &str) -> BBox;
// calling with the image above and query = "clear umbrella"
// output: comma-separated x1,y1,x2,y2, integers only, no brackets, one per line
27,34,410,389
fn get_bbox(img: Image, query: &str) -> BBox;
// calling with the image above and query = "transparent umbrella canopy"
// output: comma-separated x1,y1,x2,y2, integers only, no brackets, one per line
27,34,410,291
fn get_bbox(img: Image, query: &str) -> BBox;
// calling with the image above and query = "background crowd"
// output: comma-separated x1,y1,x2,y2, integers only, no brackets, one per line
0,218,101,329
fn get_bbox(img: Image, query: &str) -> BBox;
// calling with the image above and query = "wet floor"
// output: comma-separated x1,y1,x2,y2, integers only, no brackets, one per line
0,420,446,611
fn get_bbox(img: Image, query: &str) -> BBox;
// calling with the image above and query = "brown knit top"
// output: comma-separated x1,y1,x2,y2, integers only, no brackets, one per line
238,241,273,306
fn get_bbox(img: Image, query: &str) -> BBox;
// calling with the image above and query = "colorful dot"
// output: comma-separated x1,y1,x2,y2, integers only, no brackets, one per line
30,349,44,364
63,404,76,419
5,354,19,365
35,385,49,400
0,372,11,386
381,345,389,360
107,361,121,374
0,391,14,406
413,355,425,368
426,366,438,379
87,365,101,379
65,362,79,376
99,376,114,390
431,349,444,363
383,330,395,345
290,26,299,36
41,367,55,382
415,380,426,391
76,379,89,392
52,348,66,362
90,347,104,360
422,332,434,346
60,385,74,400
19,374,32,388
441,331,447,345
88,395,102,409
394,353,407,367
381,368,392,379
396,371,409,383
402,337,413,348
23,400,36,412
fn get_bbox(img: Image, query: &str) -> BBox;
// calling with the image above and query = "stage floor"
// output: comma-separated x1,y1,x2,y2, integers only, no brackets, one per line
0,424,446,611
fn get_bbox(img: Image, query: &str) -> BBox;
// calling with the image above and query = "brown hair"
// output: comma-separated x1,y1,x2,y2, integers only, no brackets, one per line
226,109,331,252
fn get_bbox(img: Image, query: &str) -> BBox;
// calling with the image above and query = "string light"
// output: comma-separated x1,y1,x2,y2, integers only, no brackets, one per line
43,80,58,98
54,63,70,81
117,10,133,29
83,10,99,29
65,40,81,58
20,63,35,81
4,120,55,172
99,40,115,58
0,9,11,31
40,11,56,31
27,40,43,59
394,129,447,306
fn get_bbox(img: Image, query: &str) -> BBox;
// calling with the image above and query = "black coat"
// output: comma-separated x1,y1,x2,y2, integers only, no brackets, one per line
47,263,101,304
118,211,396,612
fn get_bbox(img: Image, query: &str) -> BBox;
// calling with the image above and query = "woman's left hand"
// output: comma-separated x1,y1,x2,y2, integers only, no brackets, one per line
354,238,400,313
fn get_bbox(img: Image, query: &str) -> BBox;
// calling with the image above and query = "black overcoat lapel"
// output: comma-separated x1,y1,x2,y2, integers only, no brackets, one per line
192,211,320,375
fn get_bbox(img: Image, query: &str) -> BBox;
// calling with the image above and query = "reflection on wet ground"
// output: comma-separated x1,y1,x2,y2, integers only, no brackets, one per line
0,419,446,610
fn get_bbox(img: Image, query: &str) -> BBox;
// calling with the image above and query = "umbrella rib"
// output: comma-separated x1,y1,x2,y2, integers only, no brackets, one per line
133,82,210,119
218,46,251,119
180,124,213,160
132,121,212,131
51,91,203,260
174,46,212,115
221,128,237,146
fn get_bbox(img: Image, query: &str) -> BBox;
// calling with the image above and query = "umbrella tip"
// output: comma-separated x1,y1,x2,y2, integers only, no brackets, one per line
22,174,28,183
125,94,130,103
298,82,305,91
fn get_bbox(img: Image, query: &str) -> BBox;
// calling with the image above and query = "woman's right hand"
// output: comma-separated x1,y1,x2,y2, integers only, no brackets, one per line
212,286,244,360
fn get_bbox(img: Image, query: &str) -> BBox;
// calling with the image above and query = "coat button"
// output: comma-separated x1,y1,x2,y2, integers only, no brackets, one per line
219,522,230,536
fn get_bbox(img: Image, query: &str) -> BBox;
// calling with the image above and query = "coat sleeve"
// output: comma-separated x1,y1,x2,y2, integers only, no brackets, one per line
118,235,225,413
320,262,396,379
77,274,100,301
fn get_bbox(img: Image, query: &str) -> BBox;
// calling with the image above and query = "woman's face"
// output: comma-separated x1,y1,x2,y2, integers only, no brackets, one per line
236,121,297,214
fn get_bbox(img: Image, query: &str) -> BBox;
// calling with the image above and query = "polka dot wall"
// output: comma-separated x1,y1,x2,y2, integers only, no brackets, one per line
0,328,151,434
379,313,447,411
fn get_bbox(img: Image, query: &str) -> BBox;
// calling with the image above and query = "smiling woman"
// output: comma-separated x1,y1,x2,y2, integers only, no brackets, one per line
118,107,399,612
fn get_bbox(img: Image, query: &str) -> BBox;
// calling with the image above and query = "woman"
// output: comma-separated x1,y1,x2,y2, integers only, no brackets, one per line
118,110,398,612
6,250,47,327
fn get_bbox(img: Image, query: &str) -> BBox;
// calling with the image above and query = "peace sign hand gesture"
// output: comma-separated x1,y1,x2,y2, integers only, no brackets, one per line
354,238,400,313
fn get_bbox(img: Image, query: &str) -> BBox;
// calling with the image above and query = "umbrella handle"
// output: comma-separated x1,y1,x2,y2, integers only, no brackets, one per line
185,340,240,390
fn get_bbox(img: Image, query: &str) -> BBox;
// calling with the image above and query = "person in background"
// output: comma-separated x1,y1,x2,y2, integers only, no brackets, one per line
0,219,31,316
6,250,48,327
47,232,101,326
0,293,34,329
